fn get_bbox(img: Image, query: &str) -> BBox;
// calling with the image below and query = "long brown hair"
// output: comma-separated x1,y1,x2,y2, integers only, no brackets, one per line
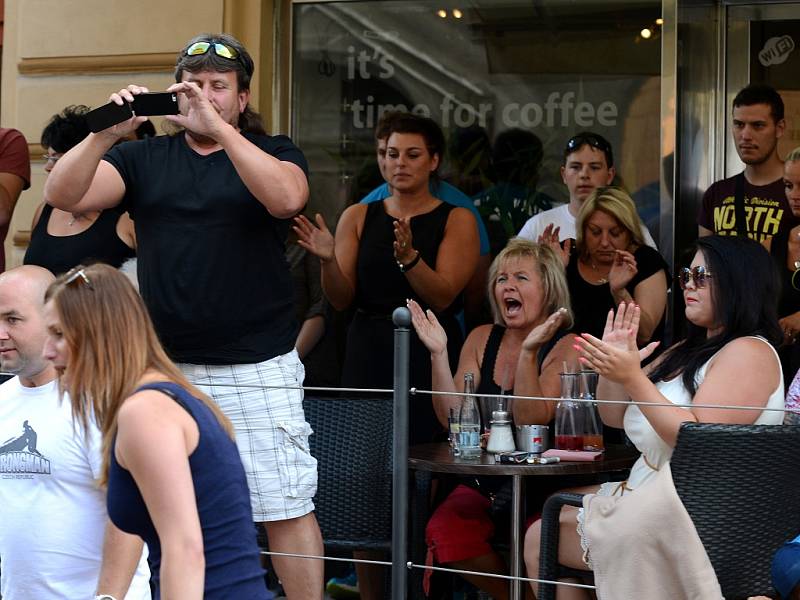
45,264,233,485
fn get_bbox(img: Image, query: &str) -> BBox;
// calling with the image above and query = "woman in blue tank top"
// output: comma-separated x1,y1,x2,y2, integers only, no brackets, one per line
41,263,271,599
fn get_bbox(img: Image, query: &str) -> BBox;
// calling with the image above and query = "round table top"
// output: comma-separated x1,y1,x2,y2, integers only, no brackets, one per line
408,442,639,476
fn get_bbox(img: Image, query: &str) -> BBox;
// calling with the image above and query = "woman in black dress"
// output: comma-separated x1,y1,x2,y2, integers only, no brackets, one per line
295,113,480,600
295,113,479,443
25,105,136,275
558,186,668,347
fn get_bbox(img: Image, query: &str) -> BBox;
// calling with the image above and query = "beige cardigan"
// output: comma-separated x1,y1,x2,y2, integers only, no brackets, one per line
582,462,724,600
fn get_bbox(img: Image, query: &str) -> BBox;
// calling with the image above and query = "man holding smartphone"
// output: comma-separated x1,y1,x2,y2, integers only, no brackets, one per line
44,33,322,600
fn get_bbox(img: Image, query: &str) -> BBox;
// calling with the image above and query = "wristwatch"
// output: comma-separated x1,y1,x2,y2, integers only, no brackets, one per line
95,595,118,600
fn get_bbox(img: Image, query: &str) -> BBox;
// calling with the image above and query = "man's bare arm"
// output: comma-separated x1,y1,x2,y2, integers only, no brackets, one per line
219,127,308,218
45,85,148,213
0,172,25,229
44,135,127,213
165,80,308,218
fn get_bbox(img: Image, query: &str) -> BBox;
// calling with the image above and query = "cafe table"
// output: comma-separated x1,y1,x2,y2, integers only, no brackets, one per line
408,443,639,600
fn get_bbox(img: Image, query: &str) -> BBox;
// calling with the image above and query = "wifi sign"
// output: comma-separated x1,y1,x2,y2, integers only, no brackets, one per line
759,35,796,67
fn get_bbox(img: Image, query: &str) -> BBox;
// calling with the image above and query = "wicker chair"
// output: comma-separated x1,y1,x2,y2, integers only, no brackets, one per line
538,423,800,600
303,394,394,553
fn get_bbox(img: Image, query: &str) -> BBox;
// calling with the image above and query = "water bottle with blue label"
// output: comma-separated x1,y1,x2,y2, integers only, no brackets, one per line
459,372,482,459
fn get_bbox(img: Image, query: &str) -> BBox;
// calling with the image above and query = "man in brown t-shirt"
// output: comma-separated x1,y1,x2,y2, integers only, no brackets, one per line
698,83,794,242
0,128,31,272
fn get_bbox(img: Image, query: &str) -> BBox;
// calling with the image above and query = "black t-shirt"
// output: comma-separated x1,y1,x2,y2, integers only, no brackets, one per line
567,245,669,342
698,173,795,242
104,133,308,364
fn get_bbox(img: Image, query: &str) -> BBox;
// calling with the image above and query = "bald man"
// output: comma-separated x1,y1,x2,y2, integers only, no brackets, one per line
0,266,151,600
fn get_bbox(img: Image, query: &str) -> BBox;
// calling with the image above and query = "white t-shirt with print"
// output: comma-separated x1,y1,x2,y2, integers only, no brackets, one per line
0,377,151,600
517,203,658,248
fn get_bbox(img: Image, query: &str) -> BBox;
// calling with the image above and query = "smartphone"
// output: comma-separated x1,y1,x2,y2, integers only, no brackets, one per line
495,451,531,464
86,101,133,133
131,92,178,117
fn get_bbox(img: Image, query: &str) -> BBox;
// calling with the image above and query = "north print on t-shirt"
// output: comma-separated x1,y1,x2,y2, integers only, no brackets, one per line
699,175,794,241
0,419,52,478
712,194,784,241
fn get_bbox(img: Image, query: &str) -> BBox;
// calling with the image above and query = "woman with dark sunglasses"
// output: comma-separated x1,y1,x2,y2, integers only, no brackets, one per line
523,235,784,599
763,147,800,385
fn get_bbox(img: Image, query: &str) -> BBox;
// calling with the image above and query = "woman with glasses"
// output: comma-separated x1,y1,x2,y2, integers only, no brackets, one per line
42,264,272,599
523,235,785,599
24,105,136,275
763,147,800,386
560,186,668,348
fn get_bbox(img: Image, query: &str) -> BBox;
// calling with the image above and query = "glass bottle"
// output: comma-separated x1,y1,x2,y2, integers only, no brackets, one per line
449,407,461,455
458,372,482,459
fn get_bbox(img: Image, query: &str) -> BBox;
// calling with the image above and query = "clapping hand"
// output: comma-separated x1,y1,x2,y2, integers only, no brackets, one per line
608,250,637,293
779,312,800,345
407,299,447,356
393,218,416,264
522,307,569,352
293,214,335,263
537,223,571,268
575,302,659,384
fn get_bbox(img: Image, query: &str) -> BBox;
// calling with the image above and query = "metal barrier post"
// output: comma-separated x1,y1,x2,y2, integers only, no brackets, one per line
392,307,411,600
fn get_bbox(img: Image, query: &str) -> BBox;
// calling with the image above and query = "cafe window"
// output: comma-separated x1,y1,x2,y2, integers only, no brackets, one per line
291,0,663,253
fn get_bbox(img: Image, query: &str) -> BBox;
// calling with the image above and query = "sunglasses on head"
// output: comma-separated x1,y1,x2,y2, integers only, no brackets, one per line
184,41,240,61
64,267,93,290
565,134,612,158
678,265,712,290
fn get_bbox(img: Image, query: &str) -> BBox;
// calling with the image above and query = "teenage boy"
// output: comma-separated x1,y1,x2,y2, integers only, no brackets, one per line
518,132,656,247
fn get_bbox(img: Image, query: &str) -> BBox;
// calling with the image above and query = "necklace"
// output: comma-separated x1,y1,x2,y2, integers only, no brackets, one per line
590,262,609,284
68,212,94,226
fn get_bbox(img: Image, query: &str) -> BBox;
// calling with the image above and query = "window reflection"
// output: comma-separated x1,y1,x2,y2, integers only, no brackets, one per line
293,0,662,250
